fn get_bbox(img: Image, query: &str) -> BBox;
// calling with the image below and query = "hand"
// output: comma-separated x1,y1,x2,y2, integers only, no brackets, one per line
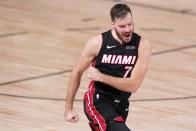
87,66,103,81
65,109,79,123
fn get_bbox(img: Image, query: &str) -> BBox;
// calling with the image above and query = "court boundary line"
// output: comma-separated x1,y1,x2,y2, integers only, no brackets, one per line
0,44,195,86
0,69,72,86
152,44,196,55
0,92,195,102
0,31,29,38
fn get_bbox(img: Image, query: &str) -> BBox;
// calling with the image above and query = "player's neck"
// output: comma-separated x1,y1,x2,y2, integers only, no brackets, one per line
111,29,123,45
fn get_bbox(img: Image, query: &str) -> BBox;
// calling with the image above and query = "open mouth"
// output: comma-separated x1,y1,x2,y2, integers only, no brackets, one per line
123,33,131,37
124,33,131,38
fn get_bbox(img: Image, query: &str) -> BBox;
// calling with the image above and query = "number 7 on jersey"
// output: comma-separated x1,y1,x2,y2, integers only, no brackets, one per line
124,66,133,78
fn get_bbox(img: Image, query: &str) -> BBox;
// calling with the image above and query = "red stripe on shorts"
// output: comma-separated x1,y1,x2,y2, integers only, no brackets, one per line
84,81,107,131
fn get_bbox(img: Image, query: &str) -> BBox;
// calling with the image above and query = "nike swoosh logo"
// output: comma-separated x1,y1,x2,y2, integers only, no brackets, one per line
107,45,116,49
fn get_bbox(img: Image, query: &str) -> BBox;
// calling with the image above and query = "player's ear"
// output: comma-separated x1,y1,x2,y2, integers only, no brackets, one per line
111,21,115,29
133,22,135,31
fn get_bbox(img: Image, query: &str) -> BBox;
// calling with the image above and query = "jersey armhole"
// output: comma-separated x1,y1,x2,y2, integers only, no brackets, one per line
95,33,105,58
135,34,141,49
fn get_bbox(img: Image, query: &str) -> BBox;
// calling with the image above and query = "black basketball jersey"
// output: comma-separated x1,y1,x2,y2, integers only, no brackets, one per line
93,30,141,100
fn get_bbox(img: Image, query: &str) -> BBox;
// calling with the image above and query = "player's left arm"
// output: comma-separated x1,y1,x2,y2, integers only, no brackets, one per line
87,38,151,93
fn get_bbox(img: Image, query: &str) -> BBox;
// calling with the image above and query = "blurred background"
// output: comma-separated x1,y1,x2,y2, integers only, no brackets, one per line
0,0,196,130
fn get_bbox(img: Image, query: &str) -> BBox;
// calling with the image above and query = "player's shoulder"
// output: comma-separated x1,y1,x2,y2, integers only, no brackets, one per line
87,34,102,46
139,37,152,50
84,34,103,56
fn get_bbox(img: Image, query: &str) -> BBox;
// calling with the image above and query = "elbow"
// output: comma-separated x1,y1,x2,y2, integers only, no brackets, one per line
127,78,141,93
128,71,146,93
127,85,139,93
131,86,139,93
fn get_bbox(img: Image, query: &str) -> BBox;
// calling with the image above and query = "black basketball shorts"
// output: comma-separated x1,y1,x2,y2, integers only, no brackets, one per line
84,81,130,131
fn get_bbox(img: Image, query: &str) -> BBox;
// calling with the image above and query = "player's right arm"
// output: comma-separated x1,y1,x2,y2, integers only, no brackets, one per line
65,35,102,123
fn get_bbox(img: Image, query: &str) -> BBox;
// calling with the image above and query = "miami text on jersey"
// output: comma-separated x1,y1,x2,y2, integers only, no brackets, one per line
101,54,136,65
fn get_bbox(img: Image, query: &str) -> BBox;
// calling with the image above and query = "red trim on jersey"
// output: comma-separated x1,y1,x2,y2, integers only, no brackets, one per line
91,60,96,67
89,122,100,131
114,116,124,122
84,81,107,131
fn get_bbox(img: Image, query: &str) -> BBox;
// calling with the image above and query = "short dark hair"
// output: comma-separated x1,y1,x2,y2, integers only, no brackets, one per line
110,4,132,21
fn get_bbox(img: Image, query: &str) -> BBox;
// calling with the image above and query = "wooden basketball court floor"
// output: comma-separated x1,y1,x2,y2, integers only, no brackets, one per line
0,0,196,130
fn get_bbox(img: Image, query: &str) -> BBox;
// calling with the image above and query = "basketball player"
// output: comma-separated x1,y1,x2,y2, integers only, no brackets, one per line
65,4,151,131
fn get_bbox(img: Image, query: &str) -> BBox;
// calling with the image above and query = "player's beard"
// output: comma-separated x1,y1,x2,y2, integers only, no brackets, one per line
114,28,132,44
